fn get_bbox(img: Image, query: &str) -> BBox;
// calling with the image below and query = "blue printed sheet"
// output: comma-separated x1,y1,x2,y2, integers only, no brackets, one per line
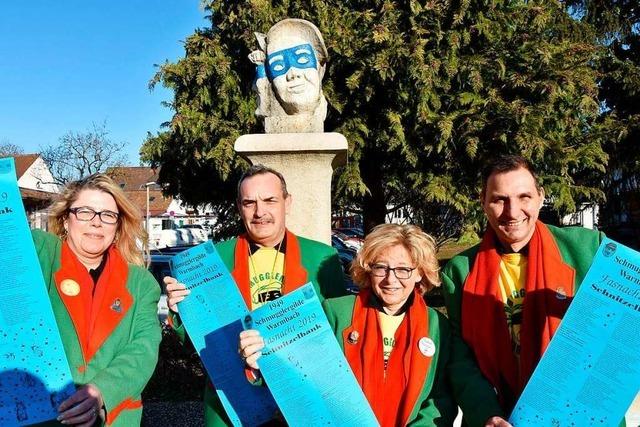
0,158,75,426
170,242,278,426
247,283,379,426
510,238,640,426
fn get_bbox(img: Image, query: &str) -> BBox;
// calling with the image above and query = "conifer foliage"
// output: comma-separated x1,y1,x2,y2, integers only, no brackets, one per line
142,0,608,239
570,0,640,246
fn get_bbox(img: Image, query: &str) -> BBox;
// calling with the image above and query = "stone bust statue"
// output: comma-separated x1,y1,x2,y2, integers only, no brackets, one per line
249,19,328,133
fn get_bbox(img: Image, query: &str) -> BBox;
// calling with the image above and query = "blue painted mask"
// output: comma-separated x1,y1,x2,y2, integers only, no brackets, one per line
266,43,318,80
255,63,266,80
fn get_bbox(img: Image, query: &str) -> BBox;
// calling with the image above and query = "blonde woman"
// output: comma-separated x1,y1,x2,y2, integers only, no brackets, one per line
323,224,456,426
33,173,161,426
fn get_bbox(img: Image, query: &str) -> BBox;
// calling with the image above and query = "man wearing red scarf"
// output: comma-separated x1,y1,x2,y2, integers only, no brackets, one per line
441,155,603,426
167,164,346,426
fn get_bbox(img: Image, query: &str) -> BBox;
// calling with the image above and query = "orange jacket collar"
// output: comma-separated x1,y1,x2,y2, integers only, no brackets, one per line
55,242,132,364
232,229,308,308
343,289,431,426
461,221,575,408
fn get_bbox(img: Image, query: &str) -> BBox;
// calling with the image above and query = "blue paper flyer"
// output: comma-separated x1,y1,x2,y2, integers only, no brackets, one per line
0,158,75,426
170,241,278,426
510,238,640,426
246,283,379,426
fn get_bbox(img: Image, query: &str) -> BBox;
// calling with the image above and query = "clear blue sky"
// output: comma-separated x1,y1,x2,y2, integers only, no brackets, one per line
0,1,207,164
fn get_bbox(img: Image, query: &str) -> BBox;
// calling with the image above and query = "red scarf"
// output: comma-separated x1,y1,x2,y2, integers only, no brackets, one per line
344,289,431,426
231,229,308,307
461,221,575,409
55,242,132,365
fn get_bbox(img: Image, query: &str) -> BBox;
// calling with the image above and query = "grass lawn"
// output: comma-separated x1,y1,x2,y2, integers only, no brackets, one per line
437,242,474,263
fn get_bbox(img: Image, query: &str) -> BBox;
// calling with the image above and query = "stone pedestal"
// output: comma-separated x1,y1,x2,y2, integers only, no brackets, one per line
234,133,347,245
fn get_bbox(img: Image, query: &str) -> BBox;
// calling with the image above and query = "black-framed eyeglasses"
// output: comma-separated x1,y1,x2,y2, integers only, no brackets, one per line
369,264,416,279
69,207,119,225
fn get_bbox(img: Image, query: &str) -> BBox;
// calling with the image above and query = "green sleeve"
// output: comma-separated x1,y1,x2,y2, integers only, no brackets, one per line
322,299,341,340
32,229,62,290
409,309,457,426
315,246,349,302
168,311,187,342
321,295,358,351
441,262,506,426
91,268,162,414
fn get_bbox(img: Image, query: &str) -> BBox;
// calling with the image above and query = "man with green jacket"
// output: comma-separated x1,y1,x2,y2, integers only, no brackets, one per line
166,164,346,425
441,155,603,426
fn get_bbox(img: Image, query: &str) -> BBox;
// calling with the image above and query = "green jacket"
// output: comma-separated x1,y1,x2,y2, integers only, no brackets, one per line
323,294,457,426
33,230,161,426
441,224,603,426
172,233,346,426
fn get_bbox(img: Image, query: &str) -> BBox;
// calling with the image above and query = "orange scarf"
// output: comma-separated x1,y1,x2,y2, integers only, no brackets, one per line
55,242,132,365
231,229,308,307
461,221,575,409
344,289,431,426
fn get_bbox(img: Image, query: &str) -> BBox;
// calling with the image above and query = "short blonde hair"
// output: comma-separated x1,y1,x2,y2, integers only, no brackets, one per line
351,224,440,294
48,173,147,266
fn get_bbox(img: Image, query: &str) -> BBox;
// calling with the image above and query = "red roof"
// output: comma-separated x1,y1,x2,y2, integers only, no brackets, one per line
124,190,173,216
106,166,160,191
13,154,39,179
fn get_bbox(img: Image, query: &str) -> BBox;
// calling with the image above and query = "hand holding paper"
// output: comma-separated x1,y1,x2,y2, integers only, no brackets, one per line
238,329,264,370
164,276,190,312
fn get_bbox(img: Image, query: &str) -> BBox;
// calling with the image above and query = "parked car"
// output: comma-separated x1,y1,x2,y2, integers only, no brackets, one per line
331,237,359,294
151,226,208,249
182,224,208,243
148,254,173,290
332,230,363,250
201,221,215,238
334,227,364,239
177,228,195,246
151,229,186,249
147,253,174,321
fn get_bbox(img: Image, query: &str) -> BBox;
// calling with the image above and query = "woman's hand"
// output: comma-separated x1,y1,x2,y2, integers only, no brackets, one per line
239,329,265,370
57,383,104,426
484,416,513,427
164,276,190,313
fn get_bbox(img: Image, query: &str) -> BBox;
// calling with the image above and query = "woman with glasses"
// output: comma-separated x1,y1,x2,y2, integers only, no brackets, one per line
32,173,161,426
323,224,456,426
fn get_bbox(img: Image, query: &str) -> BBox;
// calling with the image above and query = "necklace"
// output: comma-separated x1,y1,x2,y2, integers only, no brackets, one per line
248,239,284,305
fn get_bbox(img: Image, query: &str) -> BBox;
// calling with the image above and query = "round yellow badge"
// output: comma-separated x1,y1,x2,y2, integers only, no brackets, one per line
60,279,80,296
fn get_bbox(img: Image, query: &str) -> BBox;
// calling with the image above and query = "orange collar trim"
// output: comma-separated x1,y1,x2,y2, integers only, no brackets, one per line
55,242,132,364
343,289,431,426
232,230,308,308
461,221,575,408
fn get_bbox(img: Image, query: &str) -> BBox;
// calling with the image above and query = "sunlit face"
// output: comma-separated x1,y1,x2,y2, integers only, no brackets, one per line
369,244,422,315
267,36,322,114
482,167,545,252
237,173,291,248
65,189,119,268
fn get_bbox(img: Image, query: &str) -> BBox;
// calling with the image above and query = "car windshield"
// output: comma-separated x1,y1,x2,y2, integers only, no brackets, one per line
336,228,363,238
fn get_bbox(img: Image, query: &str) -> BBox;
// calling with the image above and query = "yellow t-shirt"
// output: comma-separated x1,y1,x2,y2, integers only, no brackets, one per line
498,253,527,355
378,311,405,370
248,247,285,309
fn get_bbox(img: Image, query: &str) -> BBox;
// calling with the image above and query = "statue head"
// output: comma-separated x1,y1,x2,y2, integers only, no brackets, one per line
249,19,328,133
265,19,328,115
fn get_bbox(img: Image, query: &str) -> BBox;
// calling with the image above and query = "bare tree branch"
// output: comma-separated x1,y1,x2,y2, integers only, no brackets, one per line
0,141,25,157
40,122,127,185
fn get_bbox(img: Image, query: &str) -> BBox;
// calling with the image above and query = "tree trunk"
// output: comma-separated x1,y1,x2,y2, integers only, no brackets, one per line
360,154,387,234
